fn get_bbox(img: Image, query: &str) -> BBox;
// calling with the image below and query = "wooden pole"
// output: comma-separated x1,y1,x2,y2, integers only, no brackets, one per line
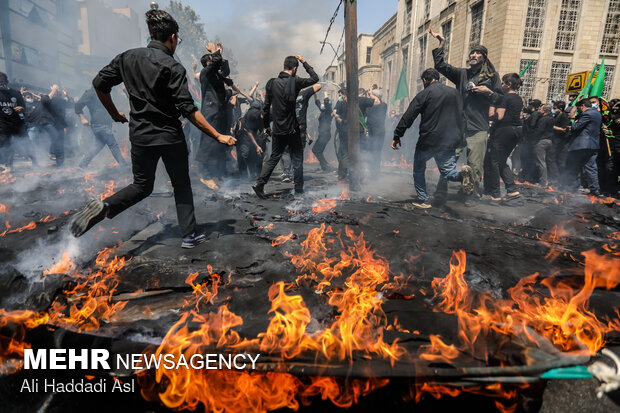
344,0,360,191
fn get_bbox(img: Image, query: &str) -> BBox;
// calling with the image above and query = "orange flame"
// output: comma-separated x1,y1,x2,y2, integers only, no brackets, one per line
200,178,219,190
0,204,8,214
43,252,76,275
272,232,294,247
312,198,337,213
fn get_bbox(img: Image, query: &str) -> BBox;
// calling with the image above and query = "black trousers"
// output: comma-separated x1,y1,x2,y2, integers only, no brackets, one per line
549,138,568,184
484,126,519,197
256,133,304,191
518,140,536,182
105,142,196,237
312,129,331,169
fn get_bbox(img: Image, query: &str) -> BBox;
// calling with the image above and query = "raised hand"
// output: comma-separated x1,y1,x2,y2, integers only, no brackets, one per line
206,42,217,53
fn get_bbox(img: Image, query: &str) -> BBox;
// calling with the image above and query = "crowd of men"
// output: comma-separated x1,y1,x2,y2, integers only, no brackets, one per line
391,28,620,208
0,10,618,247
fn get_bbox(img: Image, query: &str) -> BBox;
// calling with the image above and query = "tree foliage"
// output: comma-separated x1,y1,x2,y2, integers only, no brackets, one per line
165,1,237,76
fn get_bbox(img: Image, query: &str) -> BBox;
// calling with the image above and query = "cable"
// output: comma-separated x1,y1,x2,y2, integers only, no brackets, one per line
327,26,346,70
320,0,344,55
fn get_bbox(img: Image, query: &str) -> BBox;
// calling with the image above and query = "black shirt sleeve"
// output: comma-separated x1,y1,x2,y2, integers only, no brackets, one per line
262,78,274,129
394,94,423,140
168,64,198,118
74,89,90,115
295,61,319,91
93,54,123,93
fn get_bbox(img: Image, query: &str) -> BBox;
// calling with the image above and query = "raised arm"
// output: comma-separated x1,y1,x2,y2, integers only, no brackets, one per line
294,55,319,90
429,28,460,85
248,81,259,98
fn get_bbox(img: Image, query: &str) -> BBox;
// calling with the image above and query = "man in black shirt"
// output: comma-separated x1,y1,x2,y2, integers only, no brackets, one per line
41,85,68,167
365,87,388,175
235,100,265,180
332,88,379,181
252,55,319,198
549,100,571,184
519,99,542,182
533,105,555,186
195,42,232,179
312,91,333,172
70,9,236,248
0,71,26,171
484,73,523,200
280,83,322,180
75,86,127,168
429,28,502,198
392,69,474,209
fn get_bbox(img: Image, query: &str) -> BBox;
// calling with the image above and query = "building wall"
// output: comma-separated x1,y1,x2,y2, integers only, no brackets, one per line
334,0,620,112
0,0,142,94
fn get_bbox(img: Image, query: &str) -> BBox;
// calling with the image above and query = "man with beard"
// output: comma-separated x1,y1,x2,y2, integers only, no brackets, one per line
70,9,236,248
429,28,502,200
392,68,474,208
195,41,232,180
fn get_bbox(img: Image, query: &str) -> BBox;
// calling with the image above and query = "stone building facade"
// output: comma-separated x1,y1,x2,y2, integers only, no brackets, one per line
334,0,619,113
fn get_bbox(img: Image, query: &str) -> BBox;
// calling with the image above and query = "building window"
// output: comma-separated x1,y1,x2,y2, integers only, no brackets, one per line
442,20,452,62
366,47,372,64
424,0,431,22
331,72,335,81
405,0,412,34
555,0,582,51
547,61,571,101
469,2,484,49
403,47,409,73
522,0,547,48
417,36,427,91
518,59,539,99
601,0,620,54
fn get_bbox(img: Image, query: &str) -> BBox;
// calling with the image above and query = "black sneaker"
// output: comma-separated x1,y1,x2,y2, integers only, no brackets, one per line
181,233,206,249
252,184,267,199
70,200,108,237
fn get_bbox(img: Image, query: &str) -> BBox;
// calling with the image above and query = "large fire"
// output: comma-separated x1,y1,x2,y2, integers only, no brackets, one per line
0,214,618,411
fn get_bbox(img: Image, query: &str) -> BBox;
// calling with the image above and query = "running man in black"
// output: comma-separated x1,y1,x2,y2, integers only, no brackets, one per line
70,9,236,248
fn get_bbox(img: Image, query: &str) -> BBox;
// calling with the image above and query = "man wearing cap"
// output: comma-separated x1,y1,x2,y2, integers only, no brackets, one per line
429,28,502,201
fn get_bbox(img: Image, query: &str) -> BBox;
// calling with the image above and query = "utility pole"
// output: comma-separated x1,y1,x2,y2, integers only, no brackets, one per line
344,0,360,191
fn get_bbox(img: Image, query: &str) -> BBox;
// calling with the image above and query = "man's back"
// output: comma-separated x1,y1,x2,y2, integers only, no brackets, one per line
93,40,197,146
75,88,112,126
262,61,318,135
395,82,463,149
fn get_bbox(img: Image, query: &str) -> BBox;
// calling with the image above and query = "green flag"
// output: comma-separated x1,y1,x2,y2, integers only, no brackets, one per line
391,66,409,103
519,59,535,77
591,57,606,98
571,63,597,107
